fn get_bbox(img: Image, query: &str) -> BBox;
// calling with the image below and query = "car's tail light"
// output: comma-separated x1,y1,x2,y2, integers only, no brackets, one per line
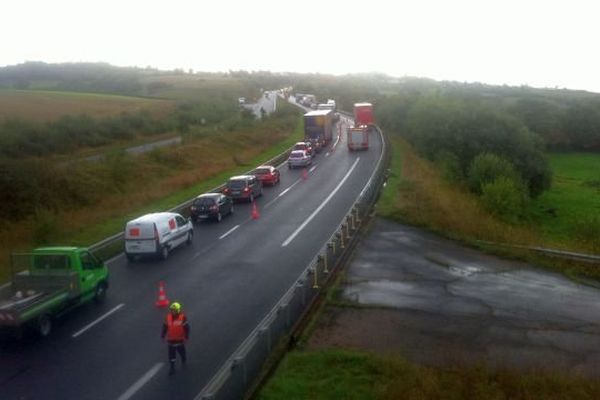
191,206,196,211
244,187,250,192
210,205,218,211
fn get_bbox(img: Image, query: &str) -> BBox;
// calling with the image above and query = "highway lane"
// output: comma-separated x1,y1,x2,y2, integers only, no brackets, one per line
0,115,381,400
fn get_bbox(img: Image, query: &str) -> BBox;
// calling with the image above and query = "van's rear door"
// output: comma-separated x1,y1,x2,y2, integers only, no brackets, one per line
125,222,157,254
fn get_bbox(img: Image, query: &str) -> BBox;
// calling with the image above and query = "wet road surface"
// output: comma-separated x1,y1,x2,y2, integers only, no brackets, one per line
316,218,600,375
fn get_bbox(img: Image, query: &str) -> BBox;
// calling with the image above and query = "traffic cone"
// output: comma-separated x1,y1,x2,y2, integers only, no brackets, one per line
155,281,170,307
251,201,260,220
302,168,308,180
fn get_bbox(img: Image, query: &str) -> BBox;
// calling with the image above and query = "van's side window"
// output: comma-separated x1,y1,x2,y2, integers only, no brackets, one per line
175,216,187,227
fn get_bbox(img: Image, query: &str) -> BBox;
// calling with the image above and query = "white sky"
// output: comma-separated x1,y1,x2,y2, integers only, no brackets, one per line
2,0,600,92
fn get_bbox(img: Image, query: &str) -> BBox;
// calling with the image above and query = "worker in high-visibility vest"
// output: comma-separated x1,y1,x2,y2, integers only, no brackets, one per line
161,302,190,375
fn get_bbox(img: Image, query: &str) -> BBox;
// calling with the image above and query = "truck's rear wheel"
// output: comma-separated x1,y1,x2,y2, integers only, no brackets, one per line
38,314,52,337
94,282,108,304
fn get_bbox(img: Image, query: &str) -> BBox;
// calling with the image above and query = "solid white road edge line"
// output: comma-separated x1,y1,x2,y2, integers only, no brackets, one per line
219,225,240,240
72,303,125,338
333,131,341,148
282,157,360,247
116,362,164,400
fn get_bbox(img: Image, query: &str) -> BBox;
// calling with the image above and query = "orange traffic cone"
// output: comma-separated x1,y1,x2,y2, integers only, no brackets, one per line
251,201,260,220
155,281,170,307
302,168,308,180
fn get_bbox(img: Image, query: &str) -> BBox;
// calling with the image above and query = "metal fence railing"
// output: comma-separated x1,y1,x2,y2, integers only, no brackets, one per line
195,121,390,400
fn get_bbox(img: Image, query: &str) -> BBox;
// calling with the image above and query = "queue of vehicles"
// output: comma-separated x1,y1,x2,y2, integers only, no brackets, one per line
347,102,374,151
1,94,365,339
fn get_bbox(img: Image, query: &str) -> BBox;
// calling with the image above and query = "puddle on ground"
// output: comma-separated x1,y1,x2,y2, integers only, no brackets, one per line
343,279,490,317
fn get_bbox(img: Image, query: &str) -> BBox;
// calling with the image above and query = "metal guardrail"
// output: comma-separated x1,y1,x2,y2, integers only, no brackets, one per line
196,120,390,400
475,240,600,264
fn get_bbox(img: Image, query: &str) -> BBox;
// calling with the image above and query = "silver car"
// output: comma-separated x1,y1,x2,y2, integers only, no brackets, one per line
287,150,312,169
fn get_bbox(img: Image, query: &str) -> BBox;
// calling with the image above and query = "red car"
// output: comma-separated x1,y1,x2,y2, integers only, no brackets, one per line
253,165,280,186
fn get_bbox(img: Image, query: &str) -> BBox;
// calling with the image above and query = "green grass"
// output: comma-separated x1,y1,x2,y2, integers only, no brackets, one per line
258,350,390,400
375,136,403,219
529,152,600,251
258,349,600,400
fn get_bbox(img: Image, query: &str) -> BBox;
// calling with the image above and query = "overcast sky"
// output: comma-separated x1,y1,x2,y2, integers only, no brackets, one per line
2,0,599,92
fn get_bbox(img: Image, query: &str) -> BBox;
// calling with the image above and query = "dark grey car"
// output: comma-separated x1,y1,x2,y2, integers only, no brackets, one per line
190,193,234,222
223,175,263,202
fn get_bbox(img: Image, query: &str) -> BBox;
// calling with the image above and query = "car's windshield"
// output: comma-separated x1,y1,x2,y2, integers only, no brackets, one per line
228,180,246,189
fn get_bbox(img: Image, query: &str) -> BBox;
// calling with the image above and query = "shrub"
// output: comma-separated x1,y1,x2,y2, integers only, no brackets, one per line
467,153,520,194
481,176,529,221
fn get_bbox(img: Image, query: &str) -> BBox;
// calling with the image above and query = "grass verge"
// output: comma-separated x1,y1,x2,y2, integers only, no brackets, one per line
258,349,600,400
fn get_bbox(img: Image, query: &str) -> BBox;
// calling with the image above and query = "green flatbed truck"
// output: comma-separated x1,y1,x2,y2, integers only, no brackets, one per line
0,247,109,338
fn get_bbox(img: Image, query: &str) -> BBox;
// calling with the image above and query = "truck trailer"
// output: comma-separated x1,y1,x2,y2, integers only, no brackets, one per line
347,126,369,151
304,109,334,151
353,102,374,127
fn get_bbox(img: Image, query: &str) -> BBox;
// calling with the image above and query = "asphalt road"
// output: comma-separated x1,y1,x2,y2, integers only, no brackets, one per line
0,114,381,399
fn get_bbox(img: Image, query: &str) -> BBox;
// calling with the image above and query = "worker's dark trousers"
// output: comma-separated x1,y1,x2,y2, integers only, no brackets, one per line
168,342,187,365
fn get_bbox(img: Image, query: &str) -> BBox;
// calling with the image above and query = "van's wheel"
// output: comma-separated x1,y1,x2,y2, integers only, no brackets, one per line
126,253,136,263
94,282,108,304
160,246,169,260
186,231,193,245
37,314,52,337
216,212,222,222
230,205,234,215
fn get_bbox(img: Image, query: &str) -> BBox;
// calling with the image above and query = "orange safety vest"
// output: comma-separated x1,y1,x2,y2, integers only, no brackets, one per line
166,312,186,342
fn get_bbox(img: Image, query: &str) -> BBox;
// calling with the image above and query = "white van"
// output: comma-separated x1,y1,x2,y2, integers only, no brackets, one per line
124,212,193,261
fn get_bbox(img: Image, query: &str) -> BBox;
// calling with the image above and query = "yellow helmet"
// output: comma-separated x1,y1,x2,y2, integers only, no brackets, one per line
170,302,181,312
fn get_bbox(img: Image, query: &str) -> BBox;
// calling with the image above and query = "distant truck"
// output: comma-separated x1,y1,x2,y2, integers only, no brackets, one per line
317,103,334,112
354,102,374,127
0,247,109,338
347,126,369,151
304,110,334,151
